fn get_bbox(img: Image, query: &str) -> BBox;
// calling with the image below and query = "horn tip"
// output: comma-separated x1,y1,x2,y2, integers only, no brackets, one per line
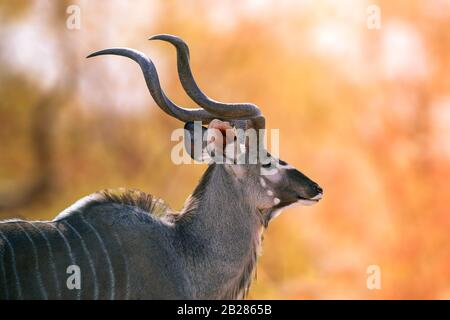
149,34,168,41
86,51,105,59
149,34,162,40
149,34,184,43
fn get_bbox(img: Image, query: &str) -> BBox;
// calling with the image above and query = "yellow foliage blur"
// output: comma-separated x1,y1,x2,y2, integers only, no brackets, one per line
1,0,450,299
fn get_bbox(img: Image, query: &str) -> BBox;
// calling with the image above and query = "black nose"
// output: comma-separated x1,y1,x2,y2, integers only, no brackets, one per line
314,184,323,194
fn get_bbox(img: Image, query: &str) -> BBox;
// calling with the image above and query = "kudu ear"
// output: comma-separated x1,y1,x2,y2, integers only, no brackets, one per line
183,120,239,164
184,121,208,162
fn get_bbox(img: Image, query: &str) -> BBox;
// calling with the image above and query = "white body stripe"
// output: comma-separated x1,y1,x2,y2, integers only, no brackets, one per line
80,215,115,300
0,239,9,299
16,224,48,299
47,222,80,299
27,222,61,299
112,231,129,300
0,230,22,299
63,220,99,300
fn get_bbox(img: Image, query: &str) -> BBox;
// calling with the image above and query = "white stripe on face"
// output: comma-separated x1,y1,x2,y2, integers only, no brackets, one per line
260,157,294,181
260,163,283,183
259,177,266,188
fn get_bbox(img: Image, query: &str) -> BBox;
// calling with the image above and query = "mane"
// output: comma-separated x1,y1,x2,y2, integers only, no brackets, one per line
55,165,218,223
53,188,174,222
96,188,172,218
95,165,217,224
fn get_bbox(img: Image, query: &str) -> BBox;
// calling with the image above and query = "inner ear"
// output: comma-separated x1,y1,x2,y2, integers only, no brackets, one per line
208,119,234,147
206,119,238,163
184,121,208,162
208,119,233,137
184,119,246,164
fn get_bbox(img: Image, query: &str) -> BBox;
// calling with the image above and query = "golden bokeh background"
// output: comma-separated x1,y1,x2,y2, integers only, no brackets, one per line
1,0,449,299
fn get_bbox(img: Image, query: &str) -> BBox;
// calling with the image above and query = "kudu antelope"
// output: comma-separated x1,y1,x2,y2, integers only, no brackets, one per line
0,34,323,300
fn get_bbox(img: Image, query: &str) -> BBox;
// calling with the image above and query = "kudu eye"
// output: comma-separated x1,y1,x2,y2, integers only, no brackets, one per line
261,162,272,168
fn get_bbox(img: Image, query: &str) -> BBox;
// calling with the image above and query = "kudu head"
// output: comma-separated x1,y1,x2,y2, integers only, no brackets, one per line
87,34,323,224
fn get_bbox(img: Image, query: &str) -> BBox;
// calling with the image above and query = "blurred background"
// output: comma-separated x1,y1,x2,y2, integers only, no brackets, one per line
1,0,449,299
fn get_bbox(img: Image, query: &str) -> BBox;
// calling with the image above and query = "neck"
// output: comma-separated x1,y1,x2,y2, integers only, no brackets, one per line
176,164,263,299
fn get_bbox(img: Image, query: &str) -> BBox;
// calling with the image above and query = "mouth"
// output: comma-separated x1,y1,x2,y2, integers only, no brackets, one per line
296,193,323,206
273,192,323,210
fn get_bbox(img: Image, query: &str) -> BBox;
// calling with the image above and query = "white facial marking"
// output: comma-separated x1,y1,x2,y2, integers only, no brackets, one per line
311,193,323,200
273,197,280,205
297,199,318,206
259,177,267,188
260,166,279,177
275,196,321,211
267,190,273,196
270,209,282,220
263,169,283,183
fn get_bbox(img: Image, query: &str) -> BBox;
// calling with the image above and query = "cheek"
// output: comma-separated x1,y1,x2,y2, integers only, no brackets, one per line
258,173,283,208
257,194,280,209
